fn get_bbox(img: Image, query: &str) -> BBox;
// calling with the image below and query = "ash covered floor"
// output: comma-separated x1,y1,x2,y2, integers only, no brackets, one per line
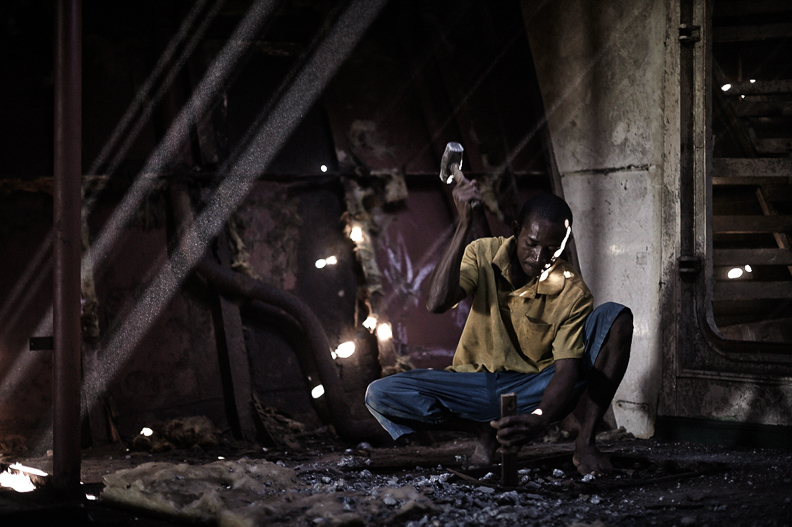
2,428,791,526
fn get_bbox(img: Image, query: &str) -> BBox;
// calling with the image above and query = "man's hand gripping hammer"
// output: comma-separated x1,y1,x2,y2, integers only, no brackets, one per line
439,142,480,208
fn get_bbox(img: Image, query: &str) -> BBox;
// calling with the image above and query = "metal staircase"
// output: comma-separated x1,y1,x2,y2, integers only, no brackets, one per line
710,0,792,342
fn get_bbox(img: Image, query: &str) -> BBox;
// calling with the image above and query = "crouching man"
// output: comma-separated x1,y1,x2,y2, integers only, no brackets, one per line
365,178,633,476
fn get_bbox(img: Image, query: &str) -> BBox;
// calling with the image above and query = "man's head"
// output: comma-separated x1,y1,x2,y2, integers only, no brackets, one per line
512,194,573,279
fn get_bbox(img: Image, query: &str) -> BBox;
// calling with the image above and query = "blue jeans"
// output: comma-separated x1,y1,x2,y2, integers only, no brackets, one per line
365,302,628,439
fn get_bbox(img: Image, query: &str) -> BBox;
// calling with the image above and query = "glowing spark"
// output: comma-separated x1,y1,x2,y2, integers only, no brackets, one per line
363,316,377,331
744,264,752,273
349,226,364,243
749,79,756,83
727,267,743,279
316,256,337,268
86,494,99,501
334,341,355,359
741,95,745,99
217,456,225,460
376,323,392,341
140,427,153,437
311,385,325,399
320,164,328,172
721,84,731,92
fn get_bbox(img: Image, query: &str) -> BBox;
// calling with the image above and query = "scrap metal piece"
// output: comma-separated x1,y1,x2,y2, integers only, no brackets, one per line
500,393,519,487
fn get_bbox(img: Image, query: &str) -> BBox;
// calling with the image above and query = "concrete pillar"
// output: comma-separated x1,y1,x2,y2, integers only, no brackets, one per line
521,0,669,437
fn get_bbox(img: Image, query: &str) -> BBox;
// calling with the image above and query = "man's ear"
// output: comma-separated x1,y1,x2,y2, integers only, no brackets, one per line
512,220,521,238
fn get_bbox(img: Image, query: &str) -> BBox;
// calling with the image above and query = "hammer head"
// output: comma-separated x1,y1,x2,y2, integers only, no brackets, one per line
439,142,464,184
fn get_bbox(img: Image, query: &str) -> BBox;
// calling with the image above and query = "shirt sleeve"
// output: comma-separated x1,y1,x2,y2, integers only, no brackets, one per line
551,290,594,361
458,241,480,295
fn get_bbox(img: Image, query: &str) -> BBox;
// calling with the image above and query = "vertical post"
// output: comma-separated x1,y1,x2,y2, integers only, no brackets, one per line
500,393,518,487
53,0,83,490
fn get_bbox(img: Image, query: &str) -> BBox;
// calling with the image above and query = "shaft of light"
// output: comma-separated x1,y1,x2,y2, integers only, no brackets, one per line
84,0,279,275
86,0,215,176
82,0,388,407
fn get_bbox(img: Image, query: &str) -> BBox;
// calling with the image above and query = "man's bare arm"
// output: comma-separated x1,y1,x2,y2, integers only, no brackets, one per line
425,175,481,313
490,358,581,446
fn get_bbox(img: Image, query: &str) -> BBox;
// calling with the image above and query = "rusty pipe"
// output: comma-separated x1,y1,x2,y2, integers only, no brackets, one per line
169,184,381,441
53,0,83,491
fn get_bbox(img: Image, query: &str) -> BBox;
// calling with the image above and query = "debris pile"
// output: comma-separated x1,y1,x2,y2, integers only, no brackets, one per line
131,416,221,453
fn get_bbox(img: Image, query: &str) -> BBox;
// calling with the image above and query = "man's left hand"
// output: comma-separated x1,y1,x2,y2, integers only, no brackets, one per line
490,413,548,448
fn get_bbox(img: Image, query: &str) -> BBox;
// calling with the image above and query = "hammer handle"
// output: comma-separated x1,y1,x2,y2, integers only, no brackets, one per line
451,164,467,183
451,165,481,208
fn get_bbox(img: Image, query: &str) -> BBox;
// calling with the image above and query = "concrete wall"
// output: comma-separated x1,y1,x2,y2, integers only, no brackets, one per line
523,0,670,437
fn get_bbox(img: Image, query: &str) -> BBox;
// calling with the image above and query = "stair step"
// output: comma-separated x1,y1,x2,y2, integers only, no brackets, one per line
714,248,792,266
714,23,792,43
714,158,792,178
722,80,792,96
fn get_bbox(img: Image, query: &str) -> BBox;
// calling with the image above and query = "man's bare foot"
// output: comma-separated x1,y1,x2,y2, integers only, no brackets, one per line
573,442,613,476
467,425,498,469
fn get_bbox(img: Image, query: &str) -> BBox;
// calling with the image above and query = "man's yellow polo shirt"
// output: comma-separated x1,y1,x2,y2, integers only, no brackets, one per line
448,236,593,374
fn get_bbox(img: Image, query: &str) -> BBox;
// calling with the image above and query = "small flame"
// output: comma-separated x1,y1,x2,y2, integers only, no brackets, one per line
376,323,392,341
363,316,377,331
349,226,364,243
311,385,325,399
334,341,356,359
0,464,47,493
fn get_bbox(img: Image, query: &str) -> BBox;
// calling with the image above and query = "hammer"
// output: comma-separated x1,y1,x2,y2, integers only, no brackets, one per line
439,142,464,184
439,142,480,207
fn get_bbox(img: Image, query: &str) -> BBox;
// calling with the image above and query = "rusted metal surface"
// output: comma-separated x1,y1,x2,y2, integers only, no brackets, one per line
53,0,83,490
170,184,381,441
210,229,255,442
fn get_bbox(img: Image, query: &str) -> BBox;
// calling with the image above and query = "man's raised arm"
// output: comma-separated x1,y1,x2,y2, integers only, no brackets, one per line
425,176,481,313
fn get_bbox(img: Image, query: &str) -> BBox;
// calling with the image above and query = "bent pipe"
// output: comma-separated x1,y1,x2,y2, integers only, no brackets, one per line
169,183,381,441
242,299,334,426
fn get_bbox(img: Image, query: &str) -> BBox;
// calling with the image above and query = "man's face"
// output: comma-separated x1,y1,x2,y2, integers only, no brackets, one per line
513,213,568,279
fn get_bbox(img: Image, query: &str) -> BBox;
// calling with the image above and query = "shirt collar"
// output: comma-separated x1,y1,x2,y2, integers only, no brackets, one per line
493,236,566,297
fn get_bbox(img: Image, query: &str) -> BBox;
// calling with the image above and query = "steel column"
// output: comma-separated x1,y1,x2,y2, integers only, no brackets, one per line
53,0,83,490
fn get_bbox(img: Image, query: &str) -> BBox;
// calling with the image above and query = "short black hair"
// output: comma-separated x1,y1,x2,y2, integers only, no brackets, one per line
516,193,573,229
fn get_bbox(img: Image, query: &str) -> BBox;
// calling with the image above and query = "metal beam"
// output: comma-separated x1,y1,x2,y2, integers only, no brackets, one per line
714,23,792,43
713,158,792,178
733,101,792,118
714,248,792,266
713,215,792,233
714,0,792,17
53,0,82,491
714,281,792,300
723,80,792,96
